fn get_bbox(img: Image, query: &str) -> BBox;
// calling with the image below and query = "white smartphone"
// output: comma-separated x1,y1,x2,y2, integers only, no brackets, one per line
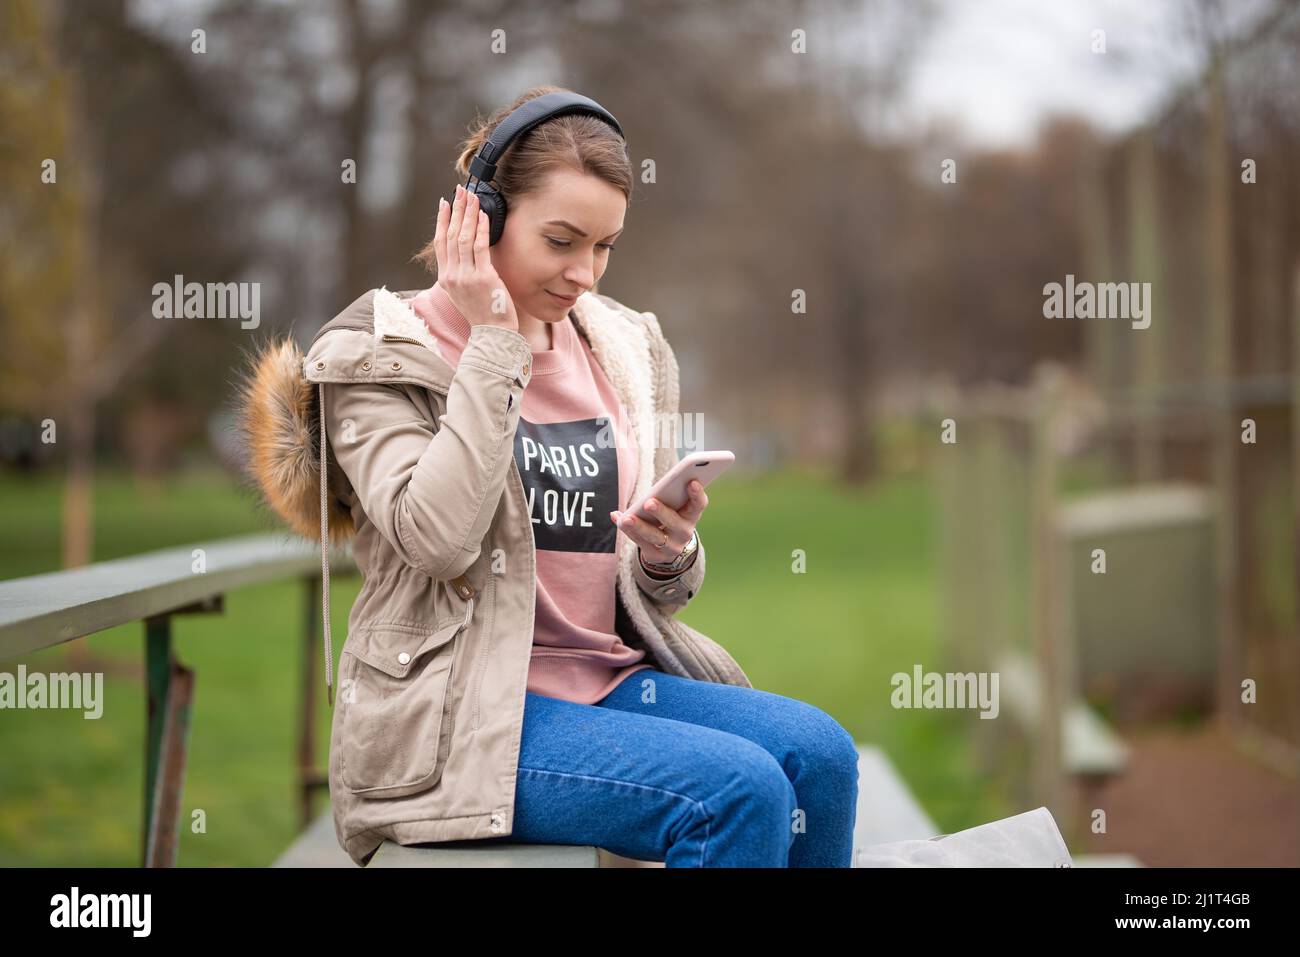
627,450,735,525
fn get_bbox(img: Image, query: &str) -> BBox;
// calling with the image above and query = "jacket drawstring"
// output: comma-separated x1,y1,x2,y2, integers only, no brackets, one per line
319,381,335,709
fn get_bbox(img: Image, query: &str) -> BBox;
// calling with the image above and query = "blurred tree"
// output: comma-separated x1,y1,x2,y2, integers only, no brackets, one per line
0,0,259,564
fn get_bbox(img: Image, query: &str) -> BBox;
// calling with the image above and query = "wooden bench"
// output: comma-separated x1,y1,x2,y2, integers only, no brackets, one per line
273,743,941,867
273,739,1141,867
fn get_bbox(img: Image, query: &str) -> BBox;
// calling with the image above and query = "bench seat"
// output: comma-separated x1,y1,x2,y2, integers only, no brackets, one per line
273,743,936,867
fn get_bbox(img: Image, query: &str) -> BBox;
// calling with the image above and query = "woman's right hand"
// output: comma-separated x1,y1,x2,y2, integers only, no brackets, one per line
434,183,520,332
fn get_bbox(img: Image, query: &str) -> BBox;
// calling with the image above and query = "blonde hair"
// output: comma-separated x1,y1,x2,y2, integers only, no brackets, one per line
412,85,633,274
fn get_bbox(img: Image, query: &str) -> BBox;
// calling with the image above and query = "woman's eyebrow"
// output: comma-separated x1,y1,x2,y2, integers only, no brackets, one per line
544,219,624,240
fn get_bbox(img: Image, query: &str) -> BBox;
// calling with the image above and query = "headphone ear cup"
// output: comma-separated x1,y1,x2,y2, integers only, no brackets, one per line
471,185,507,246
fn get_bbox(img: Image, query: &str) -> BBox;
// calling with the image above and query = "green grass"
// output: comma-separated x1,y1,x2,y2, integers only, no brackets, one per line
0,462,1014,865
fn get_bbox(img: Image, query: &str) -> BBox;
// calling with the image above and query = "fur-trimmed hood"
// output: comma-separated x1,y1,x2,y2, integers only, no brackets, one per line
236,332,353,545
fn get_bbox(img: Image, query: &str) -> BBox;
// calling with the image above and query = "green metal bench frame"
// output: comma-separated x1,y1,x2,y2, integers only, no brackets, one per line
0,533,354,866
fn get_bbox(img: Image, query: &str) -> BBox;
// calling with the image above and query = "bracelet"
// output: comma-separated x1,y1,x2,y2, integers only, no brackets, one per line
639,553,687,579
639,530,698,576
639,553,693,580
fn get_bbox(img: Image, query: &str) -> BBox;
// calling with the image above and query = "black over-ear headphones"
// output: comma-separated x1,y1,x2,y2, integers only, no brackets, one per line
463,91,624,246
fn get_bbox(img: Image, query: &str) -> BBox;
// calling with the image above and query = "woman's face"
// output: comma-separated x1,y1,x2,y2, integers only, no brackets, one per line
491,166,626,325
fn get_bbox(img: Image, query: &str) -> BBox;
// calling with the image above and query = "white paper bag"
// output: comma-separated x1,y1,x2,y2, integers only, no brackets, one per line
854,806,1073,867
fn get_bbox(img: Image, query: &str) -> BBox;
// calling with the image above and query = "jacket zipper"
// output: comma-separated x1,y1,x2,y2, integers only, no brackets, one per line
374,335,450,397
381,333,431,349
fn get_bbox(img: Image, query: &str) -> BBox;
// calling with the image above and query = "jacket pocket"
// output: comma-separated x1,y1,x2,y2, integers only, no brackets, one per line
338,617,466,798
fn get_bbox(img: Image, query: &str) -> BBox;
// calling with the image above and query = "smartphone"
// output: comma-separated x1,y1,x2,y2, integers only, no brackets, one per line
627,450,735,525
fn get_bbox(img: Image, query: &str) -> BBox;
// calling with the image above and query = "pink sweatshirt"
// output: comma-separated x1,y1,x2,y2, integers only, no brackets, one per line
411,284,655,704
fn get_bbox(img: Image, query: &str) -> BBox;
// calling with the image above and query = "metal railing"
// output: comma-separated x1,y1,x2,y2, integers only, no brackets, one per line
0,533,355,866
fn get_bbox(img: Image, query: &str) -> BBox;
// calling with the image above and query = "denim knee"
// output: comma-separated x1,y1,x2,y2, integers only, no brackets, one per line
792,705,861,790
720,743,800,836
665,744,798,867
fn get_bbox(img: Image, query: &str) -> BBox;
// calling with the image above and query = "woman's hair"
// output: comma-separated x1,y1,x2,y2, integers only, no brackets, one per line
412,85,633,274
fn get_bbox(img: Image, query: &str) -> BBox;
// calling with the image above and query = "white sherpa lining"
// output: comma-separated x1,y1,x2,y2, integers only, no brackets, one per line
373,285,444,357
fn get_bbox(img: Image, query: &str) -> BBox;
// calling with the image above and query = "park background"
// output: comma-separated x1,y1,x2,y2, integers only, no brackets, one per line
2,0,1298,866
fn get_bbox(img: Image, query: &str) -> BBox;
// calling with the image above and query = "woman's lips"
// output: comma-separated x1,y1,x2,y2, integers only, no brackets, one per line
547,290,578,305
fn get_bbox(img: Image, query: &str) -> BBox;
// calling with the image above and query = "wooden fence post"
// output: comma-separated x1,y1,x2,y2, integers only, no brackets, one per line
1205,55,1241,730
1030,368,1068,829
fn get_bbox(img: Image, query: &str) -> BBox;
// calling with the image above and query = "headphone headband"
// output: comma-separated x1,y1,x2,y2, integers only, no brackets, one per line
465,91,624,187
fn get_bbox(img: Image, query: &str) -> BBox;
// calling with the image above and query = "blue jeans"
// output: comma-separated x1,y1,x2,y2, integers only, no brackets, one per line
499,668,859,867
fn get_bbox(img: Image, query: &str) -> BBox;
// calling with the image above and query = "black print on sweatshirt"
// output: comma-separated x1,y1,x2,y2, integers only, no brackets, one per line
514,416,620,554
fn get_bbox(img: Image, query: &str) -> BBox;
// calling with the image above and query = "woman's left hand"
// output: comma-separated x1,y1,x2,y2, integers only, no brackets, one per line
610,479,707,566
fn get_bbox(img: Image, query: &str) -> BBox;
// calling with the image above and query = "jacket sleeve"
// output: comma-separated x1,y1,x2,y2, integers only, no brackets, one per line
322,323,532,581
632,312,706,615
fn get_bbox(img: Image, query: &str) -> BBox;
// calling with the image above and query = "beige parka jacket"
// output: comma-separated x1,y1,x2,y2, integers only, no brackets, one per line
237,285,752,866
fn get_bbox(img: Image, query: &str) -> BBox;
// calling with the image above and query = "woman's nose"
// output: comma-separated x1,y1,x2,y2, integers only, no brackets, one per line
565,264,596,288
573,249,603,283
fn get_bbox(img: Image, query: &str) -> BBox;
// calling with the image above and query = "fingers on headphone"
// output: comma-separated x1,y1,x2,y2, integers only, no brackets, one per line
445,189,462,268
473,207,489,264
454,186,476,264
435,196,450,270
460,190,478,242
440,185,491,271
457,191,479,265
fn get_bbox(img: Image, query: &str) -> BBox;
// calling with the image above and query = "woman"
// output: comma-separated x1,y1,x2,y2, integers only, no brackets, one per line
239,86,858,867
